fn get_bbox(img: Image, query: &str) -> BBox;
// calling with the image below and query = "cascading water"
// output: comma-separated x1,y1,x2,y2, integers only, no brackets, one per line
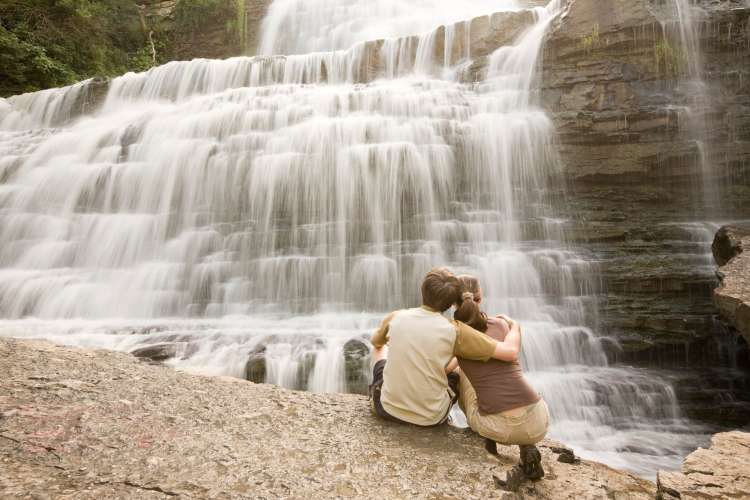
664,0,718,214
0,0,711,477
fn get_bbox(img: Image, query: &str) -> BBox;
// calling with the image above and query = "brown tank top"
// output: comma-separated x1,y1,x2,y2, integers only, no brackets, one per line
457,318,540,415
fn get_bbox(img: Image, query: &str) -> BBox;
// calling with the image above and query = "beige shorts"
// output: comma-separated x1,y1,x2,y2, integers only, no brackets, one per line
459,373,550,446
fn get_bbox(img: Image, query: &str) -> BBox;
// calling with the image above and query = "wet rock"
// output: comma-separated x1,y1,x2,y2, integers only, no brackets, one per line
296,351,316,390
244,347,266,384
656,431,750,499
549,445,580,464
245,344,317,390
130,343,177,362
712,225,747,266
343,338,370,395
77,76,109,116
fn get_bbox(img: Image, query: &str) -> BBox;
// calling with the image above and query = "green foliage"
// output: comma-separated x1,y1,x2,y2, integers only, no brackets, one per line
0,24,76,94
0,0,243,96
0,0,150,96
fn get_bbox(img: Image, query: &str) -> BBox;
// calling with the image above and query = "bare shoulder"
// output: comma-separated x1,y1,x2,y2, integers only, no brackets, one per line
485,317,509,340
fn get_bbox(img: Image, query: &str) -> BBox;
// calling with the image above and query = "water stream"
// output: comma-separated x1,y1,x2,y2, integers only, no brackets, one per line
0,0,714,477
665,0,719,214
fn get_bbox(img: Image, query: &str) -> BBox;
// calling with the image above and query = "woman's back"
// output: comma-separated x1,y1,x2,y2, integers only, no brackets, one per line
458,318,539,415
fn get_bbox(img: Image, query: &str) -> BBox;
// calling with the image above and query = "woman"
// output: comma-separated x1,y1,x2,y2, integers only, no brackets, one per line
452,275,550,488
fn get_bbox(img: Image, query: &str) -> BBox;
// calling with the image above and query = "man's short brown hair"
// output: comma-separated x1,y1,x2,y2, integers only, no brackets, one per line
421,267,461,312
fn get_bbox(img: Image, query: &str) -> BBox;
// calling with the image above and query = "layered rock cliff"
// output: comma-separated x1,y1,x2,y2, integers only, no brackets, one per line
539,0,750,424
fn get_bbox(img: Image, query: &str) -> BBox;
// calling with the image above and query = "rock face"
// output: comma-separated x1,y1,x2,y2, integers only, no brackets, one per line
713,225,750,347
140,0,273,58
534,0,750,424
0,337,657,498
656,431,750,499
543,0,750,185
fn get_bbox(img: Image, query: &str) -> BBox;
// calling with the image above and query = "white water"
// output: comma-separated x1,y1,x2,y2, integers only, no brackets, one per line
259,0,522,55
0,0,711,477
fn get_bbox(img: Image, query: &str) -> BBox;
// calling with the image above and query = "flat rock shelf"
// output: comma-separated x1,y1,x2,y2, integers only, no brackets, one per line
0,338,657,499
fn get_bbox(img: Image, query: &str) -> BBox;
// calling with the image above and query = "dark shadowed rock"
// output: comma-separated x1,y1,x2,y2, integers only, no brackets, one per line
244,346,266,384
712,225,747,266
131,343,177,362
343,338,370,395
549,445,581,464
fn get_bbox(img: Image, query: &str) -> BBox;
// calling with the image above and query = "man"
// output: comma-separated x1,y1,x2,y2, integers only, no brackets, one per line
369,267,521,427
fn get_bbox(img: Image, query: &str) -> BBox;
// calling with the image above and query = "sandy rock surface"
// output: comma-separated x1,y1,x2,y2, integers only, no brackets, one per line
656,431,750,499
0,338,656,499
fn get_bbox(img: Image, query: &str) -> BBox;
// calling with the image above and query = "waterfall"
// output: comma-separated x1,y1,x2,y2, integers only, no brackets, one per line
258,0,520,55
0,0,711,477
665,0,718,214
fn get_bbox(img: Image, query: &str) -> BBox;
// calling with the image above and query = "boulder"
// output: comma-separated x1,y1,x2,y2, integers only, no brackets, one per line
343,338,370,395
713,225,750,348
656,431,750,499
244,342,318,389
712,225,747,266
130,343,177,362
245,347,266,384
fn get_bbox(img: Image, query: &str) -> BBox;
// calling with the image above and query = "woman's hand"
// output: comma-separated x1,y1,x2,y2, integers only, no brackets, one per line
445,357,459,374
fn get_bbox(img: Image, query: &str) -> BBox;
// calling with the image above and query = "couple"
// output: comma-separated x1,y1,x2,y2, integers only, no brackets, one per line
369,267,550,491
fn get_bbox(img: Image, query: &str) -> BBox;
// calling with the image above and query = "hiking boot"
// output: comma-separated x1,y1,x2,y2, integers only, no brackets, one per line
519,444,545,480
484,438,498,456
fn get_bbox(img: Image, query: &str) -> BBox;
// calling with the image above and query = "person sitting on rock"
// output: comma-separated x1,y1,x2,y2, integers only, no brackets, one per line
450,274,550,492
369,267,521,428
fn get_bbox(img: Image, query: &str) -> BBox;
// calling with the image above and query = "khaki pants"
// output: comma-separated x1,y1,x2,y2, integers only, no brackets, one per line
458,373,549,446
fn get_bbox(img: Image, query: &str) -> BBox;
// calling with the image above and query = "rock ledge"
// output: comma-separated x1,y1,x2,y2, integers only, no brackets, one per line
0,337,656,499
656,431,750,499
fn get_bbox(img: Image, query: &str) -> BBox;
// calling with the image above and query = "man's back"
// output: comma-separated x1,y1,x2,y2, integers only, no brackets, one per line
380,307,456,425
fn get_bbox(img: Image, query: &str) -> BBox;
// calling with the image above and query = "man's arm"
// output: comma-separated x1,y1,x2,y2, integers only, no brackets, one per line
371,311,397,347
454,318,521,363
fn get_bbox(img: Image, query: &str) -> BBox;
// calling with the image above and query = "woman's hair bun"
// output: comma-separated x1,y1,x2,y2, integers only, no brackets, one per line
461,291,474,301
